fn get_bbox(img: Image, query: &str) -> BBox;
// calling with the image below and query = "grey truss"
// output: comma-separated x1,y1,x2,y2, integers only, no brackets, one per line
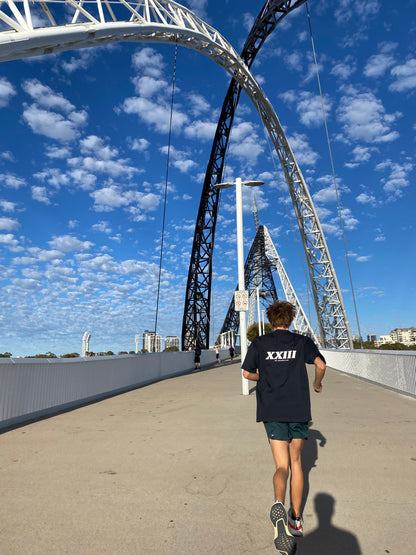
0,0,352,349
219,225,279,338
219,201,319,346
263,226,320,345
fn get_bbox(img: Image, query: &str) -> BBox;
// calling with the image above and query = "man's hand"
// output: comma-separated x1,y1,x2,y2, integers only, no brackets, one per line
313,381,323,393
313,355,325,393
243,369,259,381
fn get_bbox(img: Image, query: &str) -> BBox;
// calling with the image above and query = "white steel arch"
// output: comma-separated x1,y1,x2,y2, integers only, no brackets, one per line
0,0,242,62
0,0,353,348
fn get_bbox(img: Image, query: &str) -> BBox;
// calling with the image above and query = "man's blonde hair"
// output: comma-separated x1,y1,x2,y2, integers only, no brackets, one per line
266,301,296,329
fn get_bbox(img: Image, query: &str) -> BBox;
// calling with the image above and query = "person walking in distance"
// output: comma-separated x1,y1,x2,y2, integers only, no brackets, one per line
194,346,201,369
242,301,326,554
229,345,235,361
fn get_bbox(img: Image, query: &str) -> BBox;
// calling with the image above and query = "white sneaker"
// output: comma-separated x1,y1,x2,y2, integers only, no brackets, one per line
288,508,303,537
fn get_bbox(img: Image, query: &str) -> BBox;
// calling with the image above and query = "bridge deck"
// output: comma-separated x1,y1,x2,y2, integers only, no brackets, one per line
1,360,415,554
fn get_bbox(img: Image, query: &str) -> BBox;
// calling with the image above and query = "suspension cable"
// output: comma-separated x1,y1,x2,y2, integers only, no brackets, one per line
306,1,363,347
154,43,178,346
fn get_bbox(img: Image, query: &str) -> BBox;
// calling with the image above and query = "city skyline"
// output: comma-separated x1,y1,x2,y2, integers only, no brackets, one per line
0,0,415,356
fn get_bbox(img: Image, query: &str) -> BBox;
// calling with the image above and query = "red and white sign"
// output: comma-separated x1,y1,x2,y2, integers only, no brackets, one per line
234,290,249,311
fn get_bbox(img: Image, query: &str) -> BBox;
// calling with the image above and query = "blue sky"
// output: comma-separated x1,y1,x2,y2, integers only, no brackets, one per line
0,0,415,356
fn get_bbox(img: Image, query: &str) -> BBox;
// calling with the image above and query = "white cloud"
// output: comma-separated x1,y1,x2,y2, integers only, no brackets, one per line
0,199,17,212
61,50,96,73
11,278,41,291
34,168,70,189
31,186,51,204
159,145,196,173
228,122,264,167
320,222,340,236
92,221,112,234
364,53,396,78
0,151,14,162
0,233,21,251
376,159,412,199
132,75,168,98
0,173,26,189
184,120,217,141
0,77,16,108
339,208,359,230
90,184,160,216
280,90,330,128
389,59,416,92
334,0,380,24
80,135,119,160
90,185,130,211
68,168,97,190
129,138,150,152
22,104,87,142
46,146,72,159
0,217,19,231
121,96,189,134
356,192,377,205
288,133,319,166
48,235,94,252
131,47,166,78
345,145,375,167
28,247,65,262
337,88,400,143
313,187,338,204
187,93,210,116
331,57,357,80
68,155,138,179
22,79,75,112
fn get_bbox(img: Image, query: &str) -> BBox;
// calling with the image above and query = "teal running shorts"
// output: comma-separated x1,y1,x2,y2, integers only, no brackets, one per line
264,421,309,440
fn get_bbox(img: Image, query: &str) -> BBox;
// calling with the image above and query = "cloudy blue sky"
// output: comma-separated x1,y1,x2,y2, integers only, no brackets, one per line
0,0,415,356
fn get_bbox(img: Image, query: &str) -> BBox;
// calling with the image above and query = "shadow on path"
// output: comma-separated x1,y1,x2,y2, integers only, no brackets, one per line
298,493,362,554
301,425,327,511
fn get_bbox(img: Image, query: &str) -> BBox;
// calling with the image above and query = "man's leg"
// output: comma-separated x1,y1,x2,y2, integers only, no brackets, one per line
269,439,296,553
289,438,305,517
269,439,290,503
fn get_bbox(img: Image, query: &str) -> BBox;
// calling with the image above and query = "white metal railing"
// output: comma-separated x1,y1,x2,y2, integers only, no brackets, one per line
321,349,416,397
1,348,414,430
0,349,228,429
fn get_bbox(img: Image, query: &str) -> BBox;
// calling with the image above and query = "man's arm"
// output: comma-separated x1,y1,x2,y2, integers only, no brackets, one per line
313,355,326,392
242,369,259,381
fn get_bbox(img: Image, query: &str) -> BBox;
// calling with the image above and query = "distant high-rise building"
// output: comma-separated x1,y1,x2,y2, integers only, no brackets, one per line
390,327,416,344
165,336,180,350
367,334,377,342
143,330,161,352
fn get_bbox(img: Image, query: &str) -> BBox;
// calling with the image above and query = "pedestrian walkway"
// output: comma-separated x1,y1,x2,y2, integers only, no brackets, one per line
1,360,415,554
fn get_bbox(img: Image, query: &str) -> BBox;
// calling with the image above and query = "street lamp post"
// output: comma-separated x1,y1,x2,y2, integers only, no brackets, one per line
215,177,264,395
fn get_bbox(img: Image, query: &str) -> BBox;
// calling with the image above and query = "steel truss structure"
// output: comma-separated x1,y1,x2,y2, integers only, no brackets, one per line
219,223,319,346
219,225,278,339
0,0,352,349
262,226,320,345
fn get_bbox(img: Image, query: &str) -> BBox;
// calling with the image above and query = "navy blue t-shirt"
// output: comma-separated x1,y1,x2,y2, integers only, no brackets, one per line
242,330,324,423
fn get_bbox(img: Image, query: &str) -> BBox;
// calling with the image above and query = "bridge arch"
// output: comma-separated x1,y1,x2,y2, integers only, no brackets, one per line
0,0,352,349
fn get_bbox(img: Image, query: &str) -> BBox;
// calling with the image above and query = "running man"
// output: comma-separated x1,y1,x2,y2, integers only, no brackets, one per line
242,301,326,554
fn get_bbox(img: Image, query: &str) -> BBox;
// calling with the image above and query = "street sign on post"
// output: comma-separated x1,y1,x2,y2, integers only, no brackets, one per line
234,290,249,312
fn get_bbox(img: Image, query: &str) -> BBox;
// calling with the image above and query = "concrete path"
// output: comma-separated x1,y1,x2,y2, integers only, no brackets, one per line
1,360,415,554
